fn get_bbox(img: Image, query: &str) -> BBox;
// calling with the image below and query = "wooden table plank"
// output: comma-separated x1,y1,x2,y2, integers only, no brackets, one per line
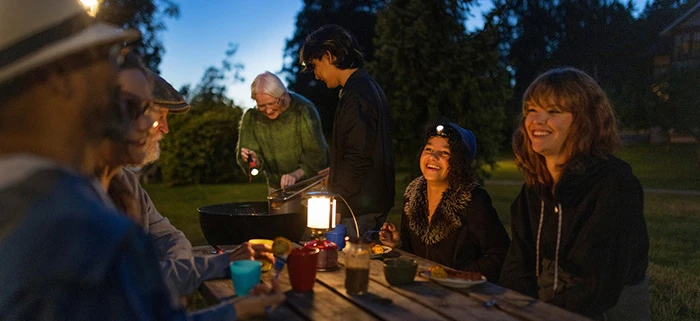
361,257,519,321
277,267,379,321
393,250,592,321
313,266,452,321
193,245,592,321
194,245,377,321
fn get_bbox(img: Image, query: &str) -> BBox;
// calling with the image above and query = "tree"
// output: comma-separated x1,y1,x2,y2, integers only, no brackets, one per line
185,43,245,113
96,0,180,72
282,0,386,138
158,45,248,185
370,0,510,176
494,0,640,129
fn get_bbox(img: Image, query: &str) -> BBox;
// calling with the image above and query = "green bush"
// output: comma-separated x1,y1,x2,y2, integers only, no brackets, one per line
159,107,248,185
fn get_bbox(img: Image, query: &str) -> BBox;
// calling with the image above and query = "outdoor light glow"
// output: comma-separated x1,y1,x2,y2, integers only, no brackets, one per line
307,195,334,230
79,0,99,17
250,168,259,176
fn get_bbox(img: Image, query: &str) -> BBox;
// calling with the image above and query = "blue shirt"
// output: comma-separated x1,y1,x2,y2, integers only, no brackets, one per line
0,157,235,320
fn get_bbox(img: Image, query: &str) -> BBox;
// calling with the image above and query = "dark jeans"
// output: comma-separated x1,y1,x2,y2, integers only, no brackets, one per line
340,212,388,240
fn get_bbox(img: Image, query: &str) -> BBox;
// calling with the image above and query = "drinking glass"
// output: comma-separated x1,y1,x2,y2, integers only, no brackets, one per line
230,260,262,296
344,239,370,295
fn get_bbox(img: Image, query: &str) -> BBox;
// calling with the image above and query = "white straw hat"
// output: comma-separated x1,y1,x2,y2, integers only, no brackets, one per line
0,0,140,84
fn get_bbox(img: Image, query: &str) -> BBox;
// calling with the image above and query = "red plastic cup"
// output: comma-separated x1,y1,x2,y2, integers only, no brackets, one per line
287,247,320,292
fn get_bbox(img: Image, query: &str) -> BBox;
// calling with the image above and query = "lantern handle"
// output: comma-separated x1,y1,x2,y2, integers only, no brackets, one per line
335,194,360,238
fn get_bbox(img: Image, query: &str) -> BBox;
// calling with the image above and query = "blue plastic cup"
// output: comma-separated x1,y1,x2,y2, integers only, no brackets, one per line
334,224,347,235
230,260,262,296
326,231,346,251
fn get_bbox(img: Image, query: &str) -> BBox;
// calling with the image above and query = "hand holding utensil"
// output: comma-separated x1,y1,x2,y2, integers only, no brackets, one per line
379,222,400,248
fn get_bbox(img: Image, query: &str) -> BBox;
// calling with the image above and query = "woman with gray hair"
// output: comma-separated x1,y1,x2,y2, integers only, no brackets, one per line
236,71,328,189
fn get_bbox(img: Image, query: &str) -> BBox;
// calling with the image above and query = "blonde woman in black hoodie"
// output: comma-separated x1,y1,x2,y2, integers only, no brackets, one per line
499,67,650,320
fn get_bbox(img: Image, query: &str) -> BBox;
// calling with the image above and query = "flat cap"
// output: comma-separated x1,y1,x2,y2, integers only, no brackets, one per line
149,70,190,113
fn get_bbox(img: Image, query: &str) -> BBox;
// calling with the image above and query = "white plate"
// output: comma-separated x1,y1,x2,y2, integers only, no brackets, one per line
370,245,392,258
420,271,487,288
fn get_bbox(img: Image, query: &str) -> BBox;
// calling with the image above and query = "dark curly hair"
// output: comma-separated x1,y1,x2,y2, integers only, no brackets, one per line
299,24,364,72
420,122,477,189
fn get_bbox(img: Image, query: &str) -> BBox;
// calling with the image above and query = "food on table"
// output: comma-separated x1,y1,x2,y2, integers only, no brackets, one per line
371,243,385,255
427,265,484,281
272,236,292,257
446,269,484,281
429,265,448,279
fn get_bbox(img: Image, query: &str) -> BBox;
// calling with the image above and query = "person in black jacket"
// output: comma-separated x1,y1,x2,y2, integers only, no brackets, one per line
499,67,650,320
378,122,510,282
300,24,395,238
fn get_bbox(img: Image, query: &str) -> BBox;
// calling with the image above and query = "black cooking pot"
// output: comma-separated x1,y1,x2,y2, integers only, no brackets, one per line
198,202,306,245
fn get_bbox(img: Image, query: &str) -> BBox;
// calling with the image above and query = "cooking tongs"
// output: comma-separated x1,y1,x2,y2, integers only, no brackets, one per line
267,172,329,202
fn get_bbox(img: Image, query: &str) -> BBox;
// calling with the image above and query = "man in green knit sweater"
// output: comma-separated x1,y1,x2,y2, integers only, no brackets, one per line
236,71,328,190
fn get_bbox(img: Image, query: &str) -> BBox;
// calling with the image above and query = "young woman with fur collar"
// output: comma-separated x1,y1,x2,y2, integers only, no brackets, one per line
379,122,510,282
498,68,650,320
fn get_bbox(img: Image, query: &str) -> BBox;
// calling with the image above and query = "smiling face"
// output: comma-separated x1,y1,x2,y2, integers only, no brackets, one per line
117,68,155,165
524,101,573,163
420,136,451,185
254,93,283,120
310,53,341,89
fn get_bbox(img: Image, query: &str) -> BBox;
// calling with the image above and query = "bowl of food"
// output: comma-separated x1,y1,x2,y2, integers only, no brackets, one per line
383,258,418,286
370,243,391,258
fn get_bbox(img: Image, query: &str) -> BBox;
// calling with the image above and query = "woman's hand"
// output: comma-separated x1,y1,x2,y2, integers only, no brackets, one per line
228,242,274,266
317,167,330,187
379,222,400,248
240,148,258,165
280,168,305,188
232,279,285,319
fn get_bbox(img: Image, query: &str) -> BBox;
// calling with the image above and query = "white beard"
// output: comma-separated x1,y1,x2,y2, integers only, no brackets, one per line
140,132,163,166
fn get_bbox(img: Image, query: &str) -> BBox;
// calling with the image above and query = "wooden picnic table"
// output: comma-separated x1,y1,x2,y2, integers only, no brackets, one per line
193,245,591,321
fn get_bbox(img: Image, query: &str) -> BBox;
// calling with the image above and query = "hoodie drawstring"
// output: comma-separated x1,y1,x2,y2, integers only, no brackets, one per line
536,200,544,277
535,200,563,294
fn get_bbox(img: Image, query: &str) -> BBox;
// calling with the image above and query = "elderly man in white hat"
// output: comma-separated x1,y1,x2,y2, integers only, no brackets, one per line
0,0,282,320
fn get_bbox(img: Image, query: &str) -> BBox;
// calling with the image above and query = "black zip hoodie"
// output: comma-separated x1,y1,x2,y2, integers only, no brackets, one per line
500,155,649,317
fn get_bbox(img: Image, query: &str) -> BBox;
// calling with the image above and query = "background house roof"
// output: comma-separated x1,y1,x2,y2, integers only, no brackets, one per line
660,2,700,36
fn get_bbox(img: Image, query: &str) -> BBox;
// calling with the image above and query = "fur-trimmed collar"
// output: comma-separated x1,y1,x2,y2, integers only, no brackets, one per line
404,176,478,245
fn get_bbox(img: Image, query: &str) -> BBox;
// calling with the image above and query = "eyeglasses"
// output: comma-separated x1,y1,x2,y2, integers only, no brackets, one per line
120,91,157,123
256,97,281,111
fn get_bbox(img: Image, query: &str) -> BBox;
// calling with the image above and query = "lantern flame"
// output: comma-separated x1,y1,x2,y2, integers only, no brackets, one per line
79,0,99,17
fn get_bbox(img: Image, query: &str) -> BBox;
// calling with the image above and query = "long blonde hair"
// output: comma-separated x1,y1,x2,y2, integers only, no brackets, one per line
513,67,620,188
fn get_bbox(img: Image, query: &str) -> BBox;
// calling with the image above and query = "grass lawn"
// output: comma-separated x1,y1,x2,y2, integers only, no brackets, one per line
144,143,700,320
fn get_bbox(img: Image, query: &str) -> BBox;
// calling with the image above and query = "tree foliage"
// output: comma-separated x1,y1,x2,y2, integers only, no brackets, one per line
282,0,386,138
495,0,643,128
494,0,700,132
158,46,248,185
370,0,510,176
96,0,180,72
159,108,244,185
